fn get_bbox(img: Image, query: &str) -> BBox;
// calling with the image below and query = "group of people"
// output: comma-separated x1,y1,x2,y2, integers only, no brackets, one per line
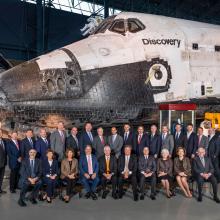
0,121,220,207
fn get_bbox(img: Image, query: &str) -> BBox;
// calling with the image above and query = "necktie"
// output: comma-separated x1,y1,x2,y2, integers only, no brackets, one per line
29,138,33,147
88,155,93,175
15,141,19,150
30,160,35,178
112,135,116,143
138,134,142,144
175,133,179,141
198,135,202,146
44,138,48,145
106,157,110,174
74,136,78,146
0,140,4,150
201,157,205,167
125,156,129,172
101,136,105,145
124,133,128,142
163,134,165,141
88,132,93,142
60,131,65,143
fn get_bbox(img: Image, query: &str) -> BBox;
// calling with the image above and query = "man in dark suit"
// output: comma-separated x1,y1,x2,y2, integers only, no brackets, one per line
98,145,117,199
197,127,209,150
173,123,187,158
0,129,7,194
18,149,42,207
20,129,35,160
79,122,94,154
79,145,99,200
134,126,149,157
108,127,123,159
50,121,66,162
161,125,174,157
93,127,108,159
6,131,22,193
207,128,220,182
149,124,161,158
139,147,157,200
66,126,79,158
193,147,220,203
186,123,198,158
118,145,138,201
35,128,50,160
122,123,135,153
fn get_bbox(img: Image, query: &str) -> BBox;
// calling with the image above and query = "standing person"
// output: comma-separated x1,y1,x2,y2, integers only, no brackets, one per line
79,122,94,154
193,147,220,203
6,131,22,193
108,127,123,159
18,149,42,207
93,127,108,159
118,145,138,201
173,123,187,158
98,145,118,199
79,145,99,200
66,126,79,158
61,148,78,203
197,127,209,150
122,123,135,153
35,128,50,160
135,126,149,157
161,126,174,157
0,129,7,194
20,129,35,160
186,123,198,159
42,149,58,203
138,147,157,200
174,147,192,198
207,128,220,182
50,121,66,162
148,124,161,159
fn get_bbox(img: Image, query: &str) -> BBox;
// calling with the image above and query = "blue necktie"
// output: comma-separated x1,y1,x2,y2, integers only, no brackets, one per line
30,160,35,178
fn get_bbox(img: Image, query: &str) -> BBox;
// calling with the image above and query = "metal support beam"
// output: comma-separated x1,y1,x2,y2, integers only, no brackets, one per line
104,0,109,18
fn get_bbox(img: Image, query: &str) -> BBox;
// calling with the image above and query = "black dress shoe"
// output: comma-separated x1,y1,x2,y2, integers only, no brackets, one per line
102,191,108,199
30,198,38,204
118,192,123,199
150,195,156,200
0,190,6,194
140,194,144,200
197,196,202,202
112,193,118,200
18,199,27,207
91,192,98,200
10,190,16,194
214,196,220,203
85,192,91,199
133,194,139,201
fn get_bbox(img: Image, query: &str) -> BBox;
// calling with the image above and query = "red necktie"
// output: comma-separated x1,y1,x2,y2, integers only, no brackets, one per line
15,141,19,150
101,136,105,145
138,134,142,144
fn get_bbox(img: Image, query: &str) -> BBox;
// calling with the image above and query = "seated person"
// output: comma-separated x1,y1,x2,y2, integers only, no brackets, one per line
138,147,156,200
42,149,58,203
98,145,117,199
157,148,173,198
18,149,42,207
79,145,99,200
61,148,78,203
193,147,220,203
118,145,138,201
174,147,192,198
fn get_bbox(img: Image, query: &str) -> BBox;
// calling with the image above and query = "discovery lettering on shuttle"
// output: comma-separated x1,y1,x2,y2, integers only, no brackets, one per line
142,38,181,48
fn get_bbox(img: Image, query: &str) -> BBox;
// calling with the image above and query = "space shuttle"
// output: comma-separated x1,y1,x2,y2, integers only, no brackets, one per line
0,12,220,127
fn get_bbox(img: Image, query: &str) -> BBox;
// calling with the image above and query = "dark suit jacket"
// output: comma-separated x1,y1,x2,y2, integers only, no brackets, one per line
118,154,137,175
186,132,198,157
208,134,220,159
6,139,21,169
19,158,42,186
122,131,136,151
79,131,94,153
79,154,99,177
134,133,149,156
35,137,50,160
98,155,117,176
193,156,214,176
149,133,161,156
93,135,108,159
138,155,156,173
173,132,187,152
42,159,59,177
66,135,79,152
20,137,35,159
0,138,7,168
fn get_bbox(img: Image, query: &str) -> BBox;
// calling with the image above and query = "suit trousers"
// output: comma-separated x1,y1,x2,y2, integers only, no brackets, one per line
101,175,117,193
64,177,77,196
44,177,57,198
0,166,5,191
20,180,42,200
10,167,20,191
139,173,156,195
118,174,137,196
211,157,220,182
81,176,99,193
196,174,218,197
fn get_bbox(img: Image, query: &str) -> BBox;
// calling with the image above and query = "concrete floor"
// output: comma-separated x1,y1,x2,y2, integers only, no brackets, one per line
0,181,220,220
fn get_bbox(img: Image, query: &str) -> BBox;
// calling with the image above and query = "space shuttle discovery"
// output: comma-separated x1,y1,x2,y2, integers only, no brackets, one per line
0,12,220,126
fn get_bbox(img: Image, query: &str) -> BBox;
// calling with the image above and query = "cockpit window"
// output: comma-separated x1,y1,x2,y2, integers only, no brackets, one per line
93,15,116,34
127,18,145,33
109,19,125,34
